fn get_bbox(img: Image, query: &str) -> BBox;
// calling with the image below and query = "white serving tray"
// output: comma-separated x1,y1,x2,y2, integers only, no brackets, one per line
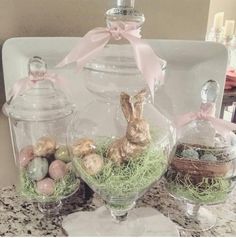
2,38,228,119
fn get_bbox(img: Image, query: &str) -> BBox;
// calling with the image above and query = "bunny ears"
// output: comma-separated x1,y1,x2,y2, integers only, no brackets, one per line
120,89,146,122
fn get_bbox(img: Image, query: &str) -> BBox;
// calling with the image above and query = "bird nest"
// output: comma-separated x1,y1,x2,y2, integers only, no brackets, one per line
172,143,235,179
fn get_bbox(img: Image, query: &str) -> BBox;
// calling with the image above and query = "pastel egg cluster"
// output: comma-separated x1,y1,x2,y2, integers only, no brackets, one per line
18,136,72,196
181,148,218,162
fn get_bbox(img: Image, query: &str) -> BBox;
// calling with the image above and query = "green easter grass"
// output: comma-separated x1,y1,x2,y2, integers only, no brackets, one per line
20,171,79,203
166,173,231,204
73,138,168,198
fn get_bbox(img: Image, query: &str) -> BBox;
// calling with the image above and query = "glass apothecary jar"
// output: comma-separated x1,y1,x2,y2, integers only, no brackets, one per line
67,31,174,225
164,80,236,231
3,57,80,215
58,0,176,234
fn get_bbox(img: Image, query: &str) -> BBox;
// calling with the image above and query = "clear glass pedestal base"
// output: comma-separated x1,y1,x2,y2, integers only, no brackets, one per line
168,203,217,232
62,206,179,236
37,200,62,216
108,201,136,222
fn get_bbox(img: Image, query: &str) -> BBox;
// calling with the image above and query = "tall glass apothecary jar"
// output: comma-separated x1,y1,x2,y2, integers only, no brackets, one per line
3,57,80,215
64,0,176,230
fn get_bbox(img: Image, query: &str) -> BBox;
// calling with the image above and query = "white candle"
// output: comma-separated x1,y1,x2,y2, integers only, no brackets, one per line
224,20,235,37
213,12,224,30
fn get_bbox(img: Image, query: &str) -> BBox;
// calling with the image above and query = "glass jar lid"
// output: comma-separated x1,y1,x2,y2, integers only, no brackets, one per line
82,0,166,99
178,80,235,148
3,56,74,121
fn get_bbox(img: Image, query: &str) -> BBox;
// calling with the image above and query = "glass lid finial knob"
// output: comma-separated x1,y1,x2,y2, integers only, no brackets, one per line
117,0,135,8
201,80,220,104
28,56,47,78
106,0,145,27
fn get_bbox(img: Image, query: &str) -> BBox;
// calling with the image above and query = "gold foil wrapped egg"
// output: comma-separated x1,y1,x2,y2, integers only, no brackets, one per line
49,160,67,181
72,138,96,157
34,136,56,157
36,178,55,196
82,153,104,176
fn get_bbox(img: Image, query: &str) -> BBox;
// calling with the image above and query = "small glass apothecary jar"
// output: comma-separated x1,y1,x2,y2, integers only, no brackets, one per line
3,56,80,215
164,80,236,231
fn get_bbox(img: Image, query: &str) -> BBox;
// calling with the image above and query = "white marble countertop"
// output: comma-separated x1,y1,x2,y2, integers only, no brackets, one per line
0,181,236,237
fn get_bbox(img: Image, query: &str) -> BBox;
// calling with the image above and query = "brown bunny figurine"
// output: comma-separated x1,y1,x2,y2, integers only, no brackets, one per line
107,89,151,165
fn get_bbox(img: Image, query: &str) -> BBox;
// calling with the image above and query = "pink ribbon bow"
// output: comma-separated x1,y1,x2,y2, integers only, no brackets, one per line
57,21,164,99
7,72,65,102
176,102,236,136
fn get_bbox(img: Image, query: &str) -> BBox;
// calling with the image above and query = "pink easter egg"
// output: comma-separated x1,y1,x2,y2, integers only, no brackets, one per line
18,145,34,168
49,160,67,181
36,178,55,196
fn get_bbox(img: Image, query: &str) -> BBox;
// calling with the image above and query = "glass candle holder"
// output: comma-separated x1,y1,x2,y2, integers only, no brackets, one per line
206,27,224,43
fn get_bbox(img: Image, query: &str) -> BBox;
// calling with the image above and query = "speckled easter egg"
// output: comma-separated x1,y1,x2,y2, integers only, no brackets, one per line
34,136,56,157
18,145,34,168
82,153,104,176
27,157,48,181
49,160,67,180
181,149,199,160
72,138,96,157
36,178,55,196
55,145,71,163
200,154,217,162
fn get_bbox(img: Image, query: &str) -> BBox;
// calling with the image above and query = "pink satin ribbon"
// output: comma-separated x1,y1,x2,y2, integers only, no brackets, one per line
176,102,236,135
7,73,65,101
57,21,164,99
